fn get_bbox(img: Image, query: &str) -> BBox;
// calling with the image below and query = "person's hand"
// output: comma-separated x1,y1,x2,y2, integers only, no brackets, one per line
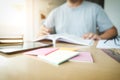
82,33,101,40
39,25,51,36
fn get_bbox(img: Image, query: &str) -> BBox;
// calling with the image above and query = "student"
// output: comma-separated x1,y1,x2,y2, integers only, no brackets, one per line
39,0,118,40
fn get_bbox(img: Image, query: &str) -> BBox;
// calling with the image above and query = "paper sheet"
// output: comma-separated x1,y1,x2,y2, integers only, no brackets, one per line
97,40,120,49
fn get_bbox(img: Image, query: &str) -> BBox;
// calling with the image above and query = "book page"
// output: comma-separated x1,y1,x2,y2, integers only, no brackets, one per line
35,34,94,46
56,34,94,46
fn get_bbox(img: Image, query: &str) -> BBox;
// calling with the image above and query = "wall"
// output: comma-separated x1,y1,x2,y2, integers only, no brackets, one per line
26,0,66,41
38,0,66,17
3,0,119,40
0,0,66,40
105,0,120,35
86,0,104,8
0,0,26,38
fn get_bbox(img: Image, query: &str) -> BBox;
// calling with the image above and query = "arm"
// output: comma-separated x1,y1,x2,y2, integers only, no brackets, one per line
38,9,56,36
82,26,118,40
83,5,118,40
100,26,118,39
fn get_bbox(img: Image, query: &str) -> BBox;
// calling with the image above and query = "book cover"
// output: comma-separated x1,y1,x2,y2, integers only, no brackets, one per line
24,48,58,56
70,52,93,63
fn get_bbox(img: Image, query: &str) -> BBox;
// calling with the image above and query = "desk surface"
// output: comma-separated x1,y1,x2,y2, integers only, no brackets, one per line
0,42,120,80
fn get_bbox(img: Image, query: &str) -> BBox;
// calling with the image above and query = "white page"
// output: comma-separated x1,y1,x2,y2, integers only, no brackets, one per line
35,34,94,46
56,34,94,46
97,40,120,49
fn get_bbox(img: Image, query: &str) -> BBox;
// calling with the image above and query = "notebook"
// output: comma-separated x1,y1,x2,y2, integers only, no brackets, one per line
38,50,79,65
97,40,120,49
24,48,58,56
70,52,93,63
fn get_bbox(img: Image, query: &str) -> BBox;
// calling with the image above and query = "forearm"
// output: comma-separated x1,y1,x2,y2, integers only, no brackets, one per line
100,26,118,39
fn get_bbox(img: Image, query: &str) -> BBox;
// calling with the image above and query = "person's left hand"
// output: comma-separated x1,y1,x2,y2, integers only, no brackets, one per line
82,33,101,40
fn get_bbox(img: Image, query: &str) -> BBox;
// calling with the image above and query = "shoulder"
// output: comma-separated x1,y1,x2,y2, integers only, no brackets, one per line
82,1,104,13
83,1,102,8
83,1,102,10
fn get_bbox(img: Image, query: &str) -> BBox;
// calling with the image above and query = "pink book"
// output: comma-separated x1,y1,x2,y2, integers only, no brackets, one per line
70,52,93,63
24,48,58,56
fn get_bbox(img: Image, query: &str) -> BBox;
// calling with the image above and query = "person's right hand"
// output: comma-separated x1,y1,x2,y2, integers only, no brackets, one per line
39,25,51,36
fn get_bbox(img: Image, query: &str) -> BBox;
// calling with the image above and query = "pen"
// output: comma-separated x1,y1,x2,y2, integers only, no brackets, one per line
104,39,109,44
104,36,118,44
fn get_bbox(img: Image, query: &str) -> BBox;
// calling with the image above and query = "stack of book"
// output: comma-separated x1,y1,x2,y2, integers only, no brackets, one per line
0,35,23,43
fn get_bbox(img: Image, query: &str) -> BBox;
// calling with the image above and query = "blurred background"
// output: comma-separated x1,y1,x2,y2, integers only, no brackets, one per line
0,0,120,41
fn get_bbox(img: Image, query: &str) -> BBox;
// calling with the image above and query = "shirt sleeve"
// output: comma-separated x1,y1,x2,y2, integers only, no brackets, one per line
43,9,56,28
96,5,113,32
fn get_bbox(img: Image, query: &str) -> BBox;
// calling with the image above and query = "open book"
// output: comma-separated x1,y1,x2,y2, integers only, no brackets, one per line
35,34,94,47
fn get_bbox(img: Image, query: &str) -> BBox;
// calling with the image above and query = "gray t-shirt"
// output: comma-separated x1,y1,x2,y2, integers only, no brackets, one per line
44,1,113,37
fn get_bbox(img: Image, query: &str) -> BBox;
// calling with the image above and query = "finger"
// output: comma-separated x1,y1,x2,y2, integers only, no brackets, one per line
82,34,89,39
92,35,101,40
43,27,51,33
87,33,94,39
41,26,49,32
40,25,48,31
39,26,51,35
40,30,50,36
91,35,97,40
39,29,49,36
